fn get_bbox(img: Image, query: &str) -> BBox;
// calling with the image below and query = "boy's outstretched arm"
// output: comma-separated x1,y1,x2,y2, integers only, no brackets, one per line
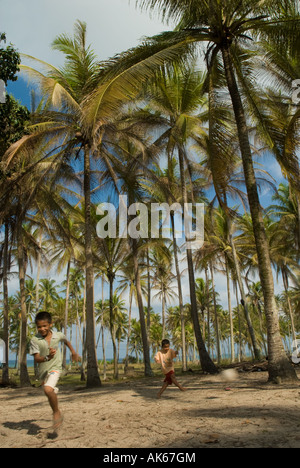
63,338,81,362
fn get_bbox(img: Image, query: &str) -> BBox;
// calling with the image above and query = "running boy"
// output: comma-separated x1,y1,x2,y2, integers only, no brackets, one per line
30,311,81,429
154,339,187,398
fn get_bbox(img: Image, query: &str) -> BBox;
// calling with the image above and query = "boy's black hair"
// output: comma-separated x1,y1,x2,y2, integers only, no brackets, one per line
35,311,52,324
162,339,170,347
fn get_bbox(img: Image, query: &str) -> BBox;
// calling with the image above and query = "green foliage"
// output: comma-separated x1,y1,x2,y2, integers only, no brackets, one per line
0,33,20,85
0,95,30,157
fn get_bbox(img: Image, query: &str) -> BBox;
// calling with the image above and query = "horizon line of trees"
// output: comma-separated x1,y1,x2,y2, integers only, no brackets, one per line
1,182,299,381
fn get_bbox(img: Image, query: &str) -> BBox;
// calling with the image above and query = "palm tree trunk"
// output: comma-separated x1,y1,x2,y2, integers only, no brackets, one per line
225,257,235,363
162,288,166,339
205,267,211,355
209,262,221,364
131,237,153,376
17,220,31,387
2,222,10,385
81,280,87,381
178,146,218,374
101,277,107,380
282,269,297,349
84,145,101,387
109,277,118,379
171,213,187,371
146,248,151,339
125,288,133,373
234,281,242,362
35,231,42,313
229,226,261,360
63,259,71,368
221,44,297,382
297,194,300,254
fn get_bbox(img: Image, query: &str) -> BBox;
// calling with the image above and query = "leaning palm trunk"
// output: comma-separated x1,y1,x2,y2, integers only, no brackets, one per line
2,222,10,385
83,146,101,387
17,220,31,387
63,260,71,369
229,226,261,360
282,269,297,349
35,232,42,313
171,213,187,371
131,238,153,377
221,43,296,382
161,289,166,339
205,267,211,354
178,147,218,374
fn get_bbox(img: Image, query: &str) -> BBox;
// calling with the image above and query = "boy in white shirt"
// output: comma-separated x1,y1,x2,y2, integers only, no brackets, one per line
30,311,80,429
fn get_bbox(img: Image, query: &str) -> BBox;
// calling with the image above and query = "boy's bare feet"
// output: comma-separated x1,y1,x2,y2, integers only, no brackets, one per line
53,411,64,430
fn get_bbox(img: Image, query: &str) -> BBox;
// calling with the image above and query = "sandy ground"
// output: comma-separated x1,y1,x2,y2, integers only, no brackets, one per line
1,369,300,449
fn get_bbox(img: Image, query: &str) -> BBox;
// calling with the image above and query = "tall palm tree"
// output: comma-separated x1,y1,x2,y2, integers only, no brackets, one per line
4,20,151,386
94,230,129,378
131,0,300,381
2,21,102,387
195,277,214,352
116,258,148,371
151,246,177,338
129,318,143,362
143,158,198,371
39,279,59,311
99,139,156,377
268,183,300,255
140,64,217,373
258,36,300,223
1,219,12,384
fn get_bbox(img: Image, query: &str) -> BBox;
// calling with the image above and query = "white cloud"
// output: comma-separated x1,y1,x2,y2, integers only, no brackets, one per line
2,0,169,66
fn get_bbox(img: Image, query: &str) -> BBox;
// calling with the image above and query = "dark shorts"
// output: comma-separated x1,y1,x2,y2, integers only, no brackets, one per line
164,370,175,385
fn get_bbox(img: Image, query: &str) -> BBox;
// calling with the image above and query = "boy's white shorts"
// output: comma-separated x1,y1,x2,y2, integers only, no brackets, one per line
43,370,61,394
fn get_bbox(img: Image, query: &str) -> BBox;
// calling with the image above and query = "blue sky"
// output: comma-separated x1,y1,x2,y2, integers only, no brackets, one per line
2,0,290,359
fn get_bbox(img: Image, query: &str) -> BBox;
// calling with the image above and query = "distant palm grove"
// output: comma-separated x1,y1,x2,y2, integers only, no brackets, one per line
0,0,300,387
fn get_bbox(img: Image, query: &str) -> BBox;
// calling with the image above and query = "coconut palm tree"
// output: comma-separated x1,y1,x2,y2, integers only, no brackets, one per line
3,20,153,386
151,246,177,338
268,183,300,255
143,157,203,371
137,64,217,373
38,279,59,311
116,258,148,371
98,138,157,377
103,294,128,379
1,219,13,385
95,297,109,379
258,37,300,214
129,318,143,362
94,228,129,378
127,0,300,381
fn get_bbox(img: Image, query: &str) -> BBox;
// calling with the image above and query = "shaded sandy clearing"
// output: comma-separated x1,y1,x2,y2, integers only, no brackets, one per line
1,371,300,448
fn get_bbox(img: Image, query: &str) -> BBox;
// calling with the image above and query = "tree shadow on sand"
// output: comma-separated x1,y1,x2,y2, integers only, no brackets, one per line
3,419,42,436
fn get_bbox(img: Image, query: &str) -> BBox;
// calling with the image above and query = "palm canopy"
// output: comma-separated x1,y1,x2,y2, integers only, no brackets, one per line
137,0,299,26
